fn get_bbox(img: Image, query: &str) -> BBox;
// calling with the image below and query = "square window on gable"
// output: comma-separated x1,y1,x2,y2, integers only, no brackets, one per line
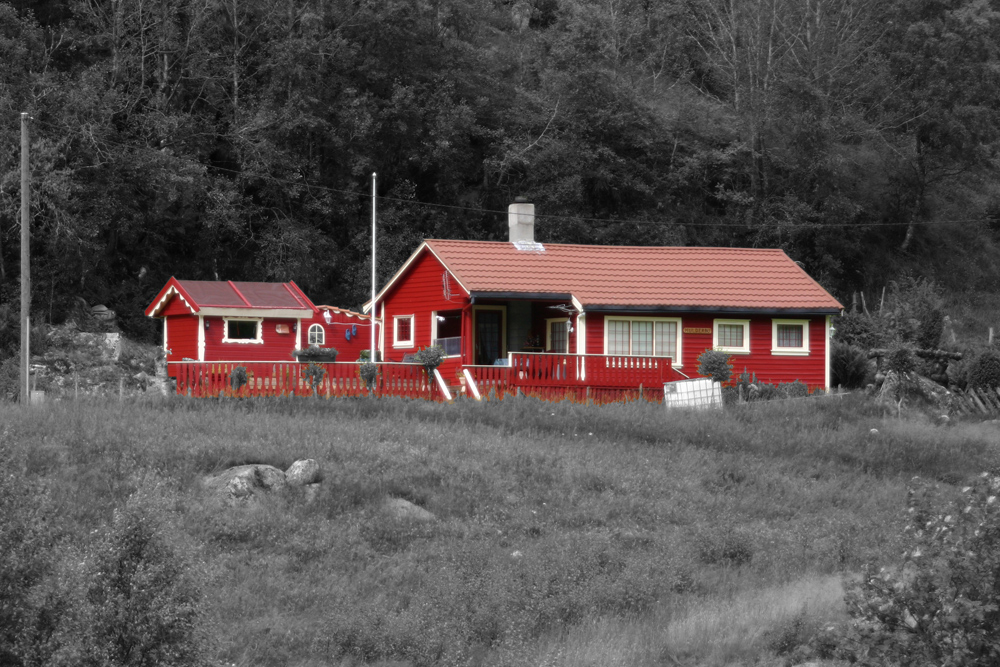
772,319,809,355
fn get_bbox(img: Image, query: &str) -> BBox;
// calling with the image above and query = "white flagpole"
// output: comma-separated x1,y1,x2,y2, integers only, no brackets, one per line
370,172,377,362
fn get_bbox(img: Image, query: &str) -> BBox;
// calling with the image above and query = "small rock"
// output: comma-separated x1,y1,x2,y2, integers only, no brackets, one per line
304,483,321,504
383,497,436,522
286,459,321,486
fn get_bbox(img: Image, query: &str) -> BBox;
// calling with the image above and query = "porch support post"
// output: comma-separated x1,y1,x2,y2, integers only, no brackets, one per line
825,315,832,392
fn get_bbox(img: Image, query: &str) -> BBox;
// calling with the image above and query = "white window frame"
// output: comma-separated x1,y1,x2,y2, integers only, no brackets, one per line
713,319,750,354
393,314,415,348
771,319,810,356
308,323,325,346
222,317,264,344
431,310,463,358
602,317,683,366
546,318,570,353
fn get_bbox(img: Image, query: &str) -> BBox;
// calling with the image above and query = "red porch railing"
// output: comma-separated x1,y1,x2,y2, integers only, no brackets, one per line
462,352,683,403
171,361,437,400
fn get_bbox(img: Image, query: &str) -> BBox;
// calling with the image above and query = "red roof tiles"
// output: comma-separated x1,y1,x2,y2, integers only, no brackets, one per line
146,278,316,317
420,240,842,311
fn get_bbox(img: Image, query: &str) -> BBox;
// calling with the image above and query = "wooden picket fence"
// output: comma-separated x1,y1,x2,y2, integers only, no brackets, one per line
461,352,680,404
171,361,437,400
952,385,1000,417
172,353,682,404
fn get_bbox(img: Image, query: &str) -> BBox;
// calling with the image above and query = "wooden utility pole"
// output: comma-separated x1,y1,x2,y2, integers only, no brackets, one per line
20,112,30,405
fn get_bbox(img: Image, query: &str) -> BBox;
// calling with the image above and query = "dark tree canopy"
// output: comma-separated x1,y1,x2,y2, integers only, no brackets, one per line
1,0,999,348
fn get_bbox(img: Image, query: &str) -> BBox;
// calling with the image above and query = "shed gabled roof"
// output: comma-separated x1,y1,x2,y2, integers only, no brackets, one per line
146,278,318,318
373,241,843,313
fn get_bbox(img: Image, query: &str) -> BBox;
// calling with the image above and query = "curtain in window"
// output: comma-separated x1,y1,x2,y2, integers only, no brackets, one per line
718,323,744,348
632,321,653,356
777,324,803,347
654,321,676,358
608,320,629,355
549,321,569,353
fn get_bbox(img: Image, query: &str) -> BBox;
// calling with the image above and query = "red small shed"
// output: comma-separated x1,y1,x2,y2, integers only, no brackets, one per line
145,278,319,375
300,306,381,362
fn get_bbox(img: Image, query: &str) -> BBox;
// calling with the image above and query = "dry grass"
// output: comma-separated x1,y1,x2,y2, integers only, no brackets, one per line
2,393,998,666
534,574,845,667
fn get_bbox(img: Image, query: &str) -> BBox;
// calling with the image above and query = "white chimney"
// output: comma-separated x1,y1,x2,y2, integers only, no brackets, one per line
508,199,535,244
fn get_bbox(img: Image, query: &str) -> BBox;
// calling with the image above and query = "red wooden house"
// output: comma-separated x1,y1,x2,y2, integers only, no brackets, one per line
146,278,321,375
368,203,844,395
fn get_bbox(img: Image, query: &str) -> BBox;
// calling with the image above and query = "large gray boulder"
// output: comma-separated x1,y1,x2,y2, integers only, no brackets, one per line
203,464,287,500
285,459,321,486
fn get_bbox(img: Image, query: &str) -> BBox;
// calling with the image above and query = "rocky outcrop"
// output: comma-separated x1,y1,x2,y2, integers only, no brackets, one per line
203,459,323,502
203,464,287,500
876,371,953,412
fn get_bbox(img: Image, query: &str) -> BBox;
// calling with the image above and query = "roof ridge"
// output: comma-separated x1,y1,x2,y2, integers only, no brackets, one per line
425,239,784,252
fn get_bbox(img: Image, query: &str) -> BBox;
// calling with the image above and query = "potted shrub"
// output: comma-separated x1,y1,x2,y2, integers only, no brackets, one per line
293,345,339,363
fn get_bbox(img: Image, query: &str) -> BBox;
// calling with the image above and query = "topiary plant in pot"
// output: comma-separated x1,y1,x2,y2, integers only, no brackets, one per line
698,349,734,384
412,345,446,375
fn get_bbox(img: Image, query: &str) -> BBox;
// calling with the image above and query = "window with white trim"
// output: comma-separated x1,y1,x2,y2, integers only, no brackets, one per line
605,317,681,362
771,319,809,355
432,310,462,357
393,315,415,348
713,319,750,354
308,323,325,346
223,318,263,344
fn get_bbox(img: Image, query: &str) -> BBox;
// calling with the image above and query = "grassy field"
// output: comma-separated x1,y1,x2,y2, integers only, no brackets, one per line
2,394,999,667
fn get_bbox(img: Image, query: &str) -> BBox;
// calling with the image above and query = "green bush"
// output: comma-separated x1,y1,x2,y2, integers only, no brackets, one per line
293,346,339,362
698,349,733,384
833,311,892,350
887,276,946,350
359,362,379,391
412,346,446,373
0,459,61,666
777,380,809,398
834,472,1000,666
967,349,1000,389
0,355,19,402
304,363,326,395
831,341,870,389
883,342,916,375
84,490,207,667
229,366,248,391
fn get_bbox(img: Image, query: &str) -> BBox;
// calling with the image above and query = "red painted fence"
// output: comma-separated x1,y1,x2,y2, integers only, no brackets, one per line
172,353,682,404
171,362,437,400
462,352,682,403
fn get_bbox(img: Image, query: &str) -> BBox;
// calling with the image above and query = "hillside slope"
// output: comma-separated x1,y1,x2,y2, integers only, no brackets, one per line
2,395,998,666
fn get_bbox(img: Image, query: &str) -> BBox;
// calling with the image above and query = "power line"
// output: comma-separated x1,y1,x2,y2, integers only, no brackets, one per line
28,117,997,231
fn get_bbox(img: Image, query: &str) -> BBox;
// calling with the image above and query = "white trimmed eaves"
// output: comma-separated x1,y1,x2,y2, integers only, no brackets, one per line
363,242,471,313
148,285,196,318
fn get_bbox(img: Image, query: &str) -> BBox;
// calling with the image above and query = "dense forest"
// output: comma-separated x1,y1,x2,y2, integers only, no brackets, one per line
2,0,1000,347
